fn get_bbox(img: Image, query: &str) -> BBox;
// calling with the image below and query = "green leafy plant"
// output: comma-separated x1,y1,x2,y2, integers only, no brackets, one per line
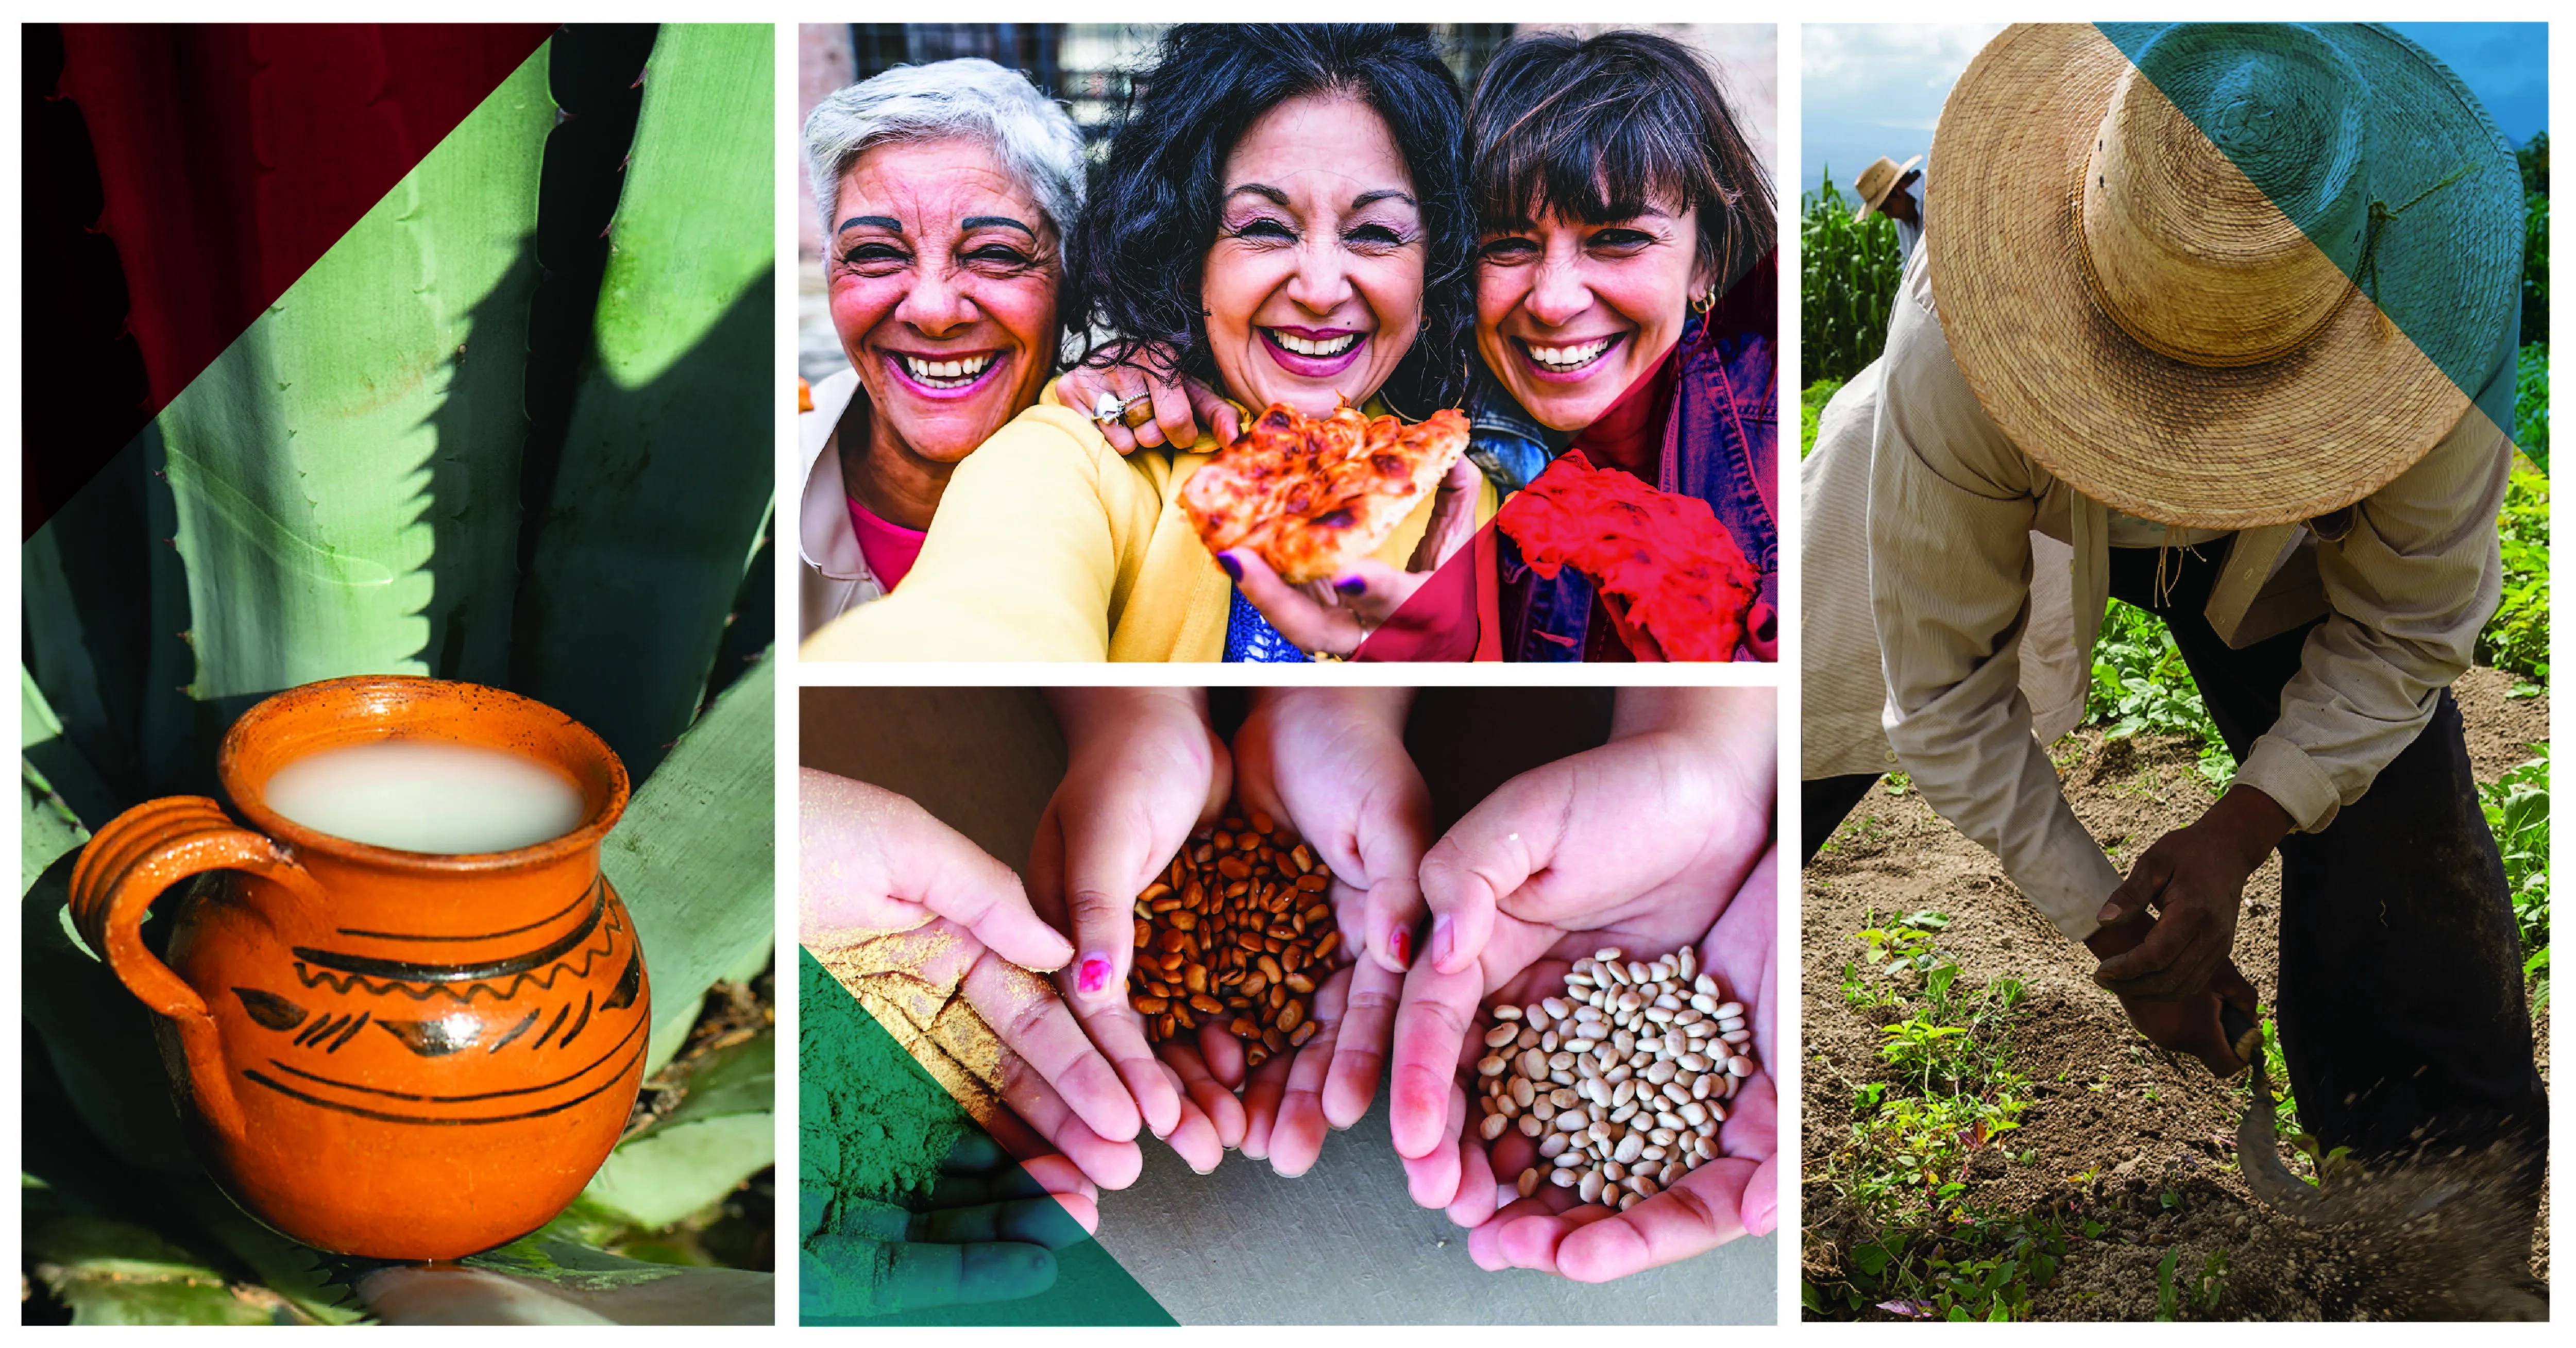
2513,343,2548,472
2481,744,2550,1004
2481,459,2549,684
2087,600,2236,790
1802,169,1905,386
1812,915,2048,1320
1803,377,1845,458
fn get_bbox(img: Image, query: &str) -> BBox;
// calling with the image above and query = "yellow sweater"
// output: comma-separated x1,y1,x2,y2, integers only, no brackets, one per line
801,388,1496,662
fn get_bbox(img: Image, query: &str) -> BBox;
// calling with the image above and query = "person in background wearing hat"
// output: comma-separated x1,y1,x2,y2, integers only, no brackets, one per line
1850,152,1924,265
1803,22,2545,1276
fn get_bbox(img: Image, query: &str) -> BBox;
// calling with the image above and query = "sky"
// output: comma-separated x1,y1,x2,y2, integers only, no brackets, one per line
1801,22,2548,196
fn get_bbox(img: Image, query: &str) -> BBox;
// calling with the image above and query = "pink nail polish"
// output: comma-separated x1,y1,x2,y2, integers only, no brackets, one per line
1077,954,1111,995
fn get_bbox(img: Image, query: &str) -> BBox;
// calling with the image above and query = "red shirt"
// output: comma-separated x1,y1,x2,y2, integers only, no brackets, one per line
845,494,927,592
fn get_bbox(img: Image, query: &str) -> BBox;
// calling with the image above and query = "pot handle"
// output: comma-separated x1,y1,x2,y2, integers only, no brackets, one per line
67,796,324,1146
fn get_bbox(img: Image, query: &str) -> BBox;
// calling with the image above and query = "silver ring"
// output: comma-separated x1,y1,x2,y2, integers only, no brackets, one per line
1091,391,1145,425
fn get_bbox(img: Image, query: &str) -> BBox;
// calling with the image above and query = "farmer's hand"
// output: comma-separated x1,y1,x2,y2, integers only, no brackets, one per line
1053,348,1236,454
1390,690,1773,1241
801,1133,1099,1319
1219,456,1484,658
801,770,1144,1186
1029,689,1235,1173
2087,914,2263,1077
2089,784,2286,1062
1465,848,1780,1282
1190,687,1426,1176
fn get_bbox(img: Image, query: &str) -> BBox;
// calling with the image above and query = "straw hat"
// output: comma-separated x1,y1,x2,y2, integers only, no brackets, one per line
1926,24,2520,529
1851,155,1923,222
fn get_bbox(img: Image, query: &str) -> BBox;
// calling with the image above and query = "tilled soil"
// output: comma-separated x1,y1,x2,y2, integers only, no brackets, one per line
1801,666,2549,1320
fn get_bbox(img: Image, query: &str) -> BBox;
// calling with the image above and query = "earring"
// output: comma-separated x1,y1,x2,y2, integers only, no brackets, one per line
1690,285,1719,315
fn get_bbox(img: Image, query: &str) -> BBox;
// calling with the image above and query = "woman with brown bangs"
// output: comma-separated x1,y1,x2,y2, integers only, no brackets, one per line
1454,29,1777,662
1067,29,1777,661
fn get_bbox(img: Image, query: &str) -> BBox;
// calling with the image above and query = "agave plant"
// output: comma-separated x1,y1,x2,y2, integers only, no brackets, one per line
22,24,776,1323
1800,168,1906,388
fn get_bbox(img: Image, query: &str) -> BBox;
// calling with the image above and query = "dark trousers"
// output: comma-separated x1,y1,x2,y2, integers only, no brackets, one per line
1807,543,2546,1217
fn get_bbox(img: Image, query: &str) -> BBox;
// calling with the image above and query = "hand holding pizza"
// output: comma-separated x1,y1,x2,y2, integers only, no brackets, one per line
1221,454,1484,658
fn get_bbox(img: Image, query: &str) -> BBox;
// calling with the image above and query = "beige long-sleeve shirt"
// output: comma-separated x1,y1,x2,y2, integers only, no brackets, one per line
1815,249,2511,940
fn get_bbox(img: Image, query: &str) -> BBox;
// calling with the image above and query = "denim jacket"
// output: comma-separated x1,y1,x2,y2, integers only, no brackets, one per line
1476,249,1780,661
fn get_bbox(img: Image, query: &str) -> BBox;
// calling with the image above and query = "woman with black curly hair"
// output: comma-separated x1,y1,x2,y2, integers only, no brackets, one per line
1067,29,1780,662
804,25,1495,662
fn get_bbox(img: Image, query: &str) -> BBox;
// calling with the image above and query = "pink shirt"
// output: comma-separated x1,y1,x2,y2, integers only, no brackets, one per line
845,494,927,592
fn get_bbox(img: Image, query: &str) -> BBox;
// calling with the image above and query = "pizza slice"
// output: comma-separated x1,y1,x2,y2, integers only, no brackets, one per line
1182,401,1470,584
1496,450,1760,661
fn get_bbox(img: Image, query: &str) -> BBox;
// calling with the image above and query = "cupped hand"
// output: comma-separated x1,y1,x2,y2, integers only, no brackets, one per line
1167,688,1427,1176
1221,456,1484,657
1053,349,1236,454
802,1133,1100,1319
1462,850,1778,1282
801,770,1143,1188
1389,689,1775,1278
1027,689,1238,1173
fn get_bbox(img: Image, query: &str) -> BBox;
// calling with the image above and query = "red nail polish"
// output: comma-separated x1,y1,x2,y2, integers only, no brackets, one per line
1077,954,1111,995
1390,927,1412,968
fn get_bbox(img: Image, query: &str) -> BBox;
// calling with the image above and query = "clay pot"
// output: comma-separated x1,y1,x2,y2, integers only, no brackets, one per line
67,677,650,1260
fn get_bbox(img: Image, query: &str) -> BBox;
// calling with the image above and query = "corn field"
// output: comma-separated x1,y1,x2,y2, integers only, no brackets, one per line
1801,169,1905,388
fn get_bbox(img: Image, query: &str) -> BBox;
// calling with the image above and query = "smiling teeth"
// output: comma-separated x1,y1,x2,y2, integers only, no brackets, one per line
1271,331,1358,357
1530,338,1612,369
902,353,994,385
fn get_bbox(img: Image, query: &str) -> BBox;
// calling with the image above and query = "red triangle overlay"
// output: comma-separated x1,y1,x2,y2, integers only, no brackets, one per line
25,23,556,535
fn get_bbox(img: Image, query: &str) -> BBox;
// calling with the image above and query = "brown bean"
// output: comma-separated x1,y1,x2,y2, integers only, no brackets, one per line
1216,856,1251,880
1135,919,1152,948
1277,1000,1305,1031
1301,903,1331,926
1284,972,1315,995
1241,972,1270,998
1295,872,1329,893
1289,1021,1317,1046
1170,910,1197,932
1133,996,1169,1014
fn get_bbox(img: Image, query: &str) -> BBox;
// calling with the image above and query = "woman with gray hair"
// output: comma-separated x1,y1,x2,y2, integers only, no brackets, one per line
799,58,1084,634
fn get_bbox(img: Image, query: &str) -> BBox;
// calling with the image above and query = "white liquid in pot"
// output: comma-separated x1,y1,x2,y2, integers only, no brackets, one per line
263,741,588,854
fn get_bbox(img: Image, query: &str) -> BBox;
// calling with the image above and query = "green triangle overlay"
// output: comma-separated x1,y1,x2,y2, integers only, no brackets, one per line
798,948,1175,1325
2092,23,2526,446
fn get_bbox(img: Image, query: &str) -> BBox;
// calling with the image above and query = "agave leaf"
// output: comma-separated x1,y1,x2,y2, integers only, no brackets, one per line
153,45,552,713
579,1032,775,1228
23,669,103,890
21,847,195,1174
25,1209,290,1326
604,649,775,1074
513,23,774,783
